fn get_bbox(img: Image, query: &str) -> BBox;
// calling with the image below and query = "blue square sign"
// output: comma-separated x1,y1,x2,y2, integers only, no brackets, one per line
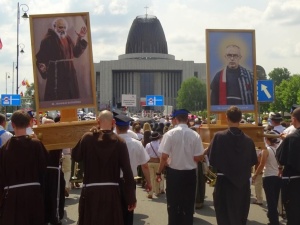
257,80,274,102
146,95,164,106
1,94,21,106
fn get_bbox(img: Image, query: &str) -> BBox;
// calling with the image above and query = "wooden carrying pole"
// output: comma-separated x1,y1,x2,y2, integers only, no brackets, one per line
34,108,97,150
60,109,78,122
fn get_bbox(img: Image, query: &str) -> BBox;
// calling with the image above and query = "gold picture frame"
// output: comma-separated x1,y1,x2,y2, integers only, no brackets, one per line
29,12,96,111
206,29,257,115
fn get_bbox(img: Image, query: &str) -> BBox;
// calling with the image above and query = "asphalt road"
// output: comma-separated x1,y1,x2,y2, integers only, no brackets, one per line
61,180,287,225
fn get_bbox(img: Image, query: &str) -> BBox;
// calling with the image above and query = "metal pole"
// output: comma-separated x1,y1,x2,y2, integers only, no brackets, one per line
12,62,15,94
16,2,20,95
6,73,7,94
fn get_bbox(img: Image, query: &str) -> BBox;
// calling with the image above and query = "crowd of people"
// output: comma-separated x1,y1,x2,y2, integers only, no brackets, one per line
0,104,299,225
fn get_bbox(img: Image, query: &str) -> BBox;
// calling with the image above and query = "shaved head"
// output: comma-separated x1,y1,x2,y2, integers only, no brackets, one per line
98,110,114,130
98,110,113,121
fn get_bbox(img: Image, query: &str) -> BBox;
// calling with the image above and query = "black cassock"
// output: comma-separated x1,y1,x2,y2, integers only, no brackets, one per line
276,128,300,225
44,149,65,224
209,127,257,225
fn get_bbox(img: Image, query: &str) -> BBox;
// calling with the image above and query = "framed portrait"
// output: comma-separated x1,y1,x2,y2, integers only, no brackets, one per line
29,12,96,111
206,29,257,114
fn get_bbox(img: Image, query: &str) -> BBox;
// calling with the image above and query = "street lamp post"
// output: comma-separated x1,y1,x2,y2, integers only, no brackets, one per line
6,73,10,94
16,2,29,95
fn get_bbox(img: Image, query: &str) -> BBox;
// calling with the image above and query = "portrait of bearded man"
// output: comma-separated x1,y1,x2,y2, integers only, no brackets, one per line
36,17,88,101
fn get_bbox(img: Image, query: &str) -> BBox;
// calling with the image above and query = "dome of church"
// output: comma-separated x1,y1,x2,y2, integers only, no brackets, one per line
125,15,168,54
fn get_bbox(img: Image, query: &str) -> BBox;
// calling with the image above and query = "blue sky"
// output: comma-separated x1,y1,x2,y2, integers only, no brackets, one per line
0,0,300,95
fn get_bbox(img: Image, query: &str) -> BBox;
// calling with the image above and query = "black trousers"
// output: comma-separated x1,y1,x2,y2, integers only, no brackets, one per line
195,162,206,204
282,178,300,225
119,178,136,225
213,176,250,225
263,176,281,225
166,167,196,225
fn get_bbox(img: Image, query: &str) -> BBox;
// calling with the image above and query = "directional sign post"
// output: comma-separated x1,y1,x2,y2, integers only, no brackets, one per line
146,95,164,106
257,80,274,102
1,94,21,106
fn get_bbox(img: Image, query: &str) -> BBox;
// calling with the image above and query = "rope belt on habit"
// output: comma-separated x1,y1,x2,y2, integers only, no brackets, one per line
217,173,224,176
49,59,74,100
282,176,300,179
83,182,119,187
4,182,40,190
47,166,60,169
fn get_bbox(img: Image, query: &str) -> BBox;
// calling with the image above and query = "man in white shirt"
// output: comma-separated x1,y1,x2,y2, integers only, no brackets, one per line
0,113,13,147
156,109,204,225
282,104,300,137
269,112,286,134
114,114,152,225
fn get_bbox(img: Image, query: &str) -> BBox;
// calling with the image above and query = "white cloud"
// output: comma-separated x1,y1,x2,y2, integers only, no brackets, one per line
2,0,300,94
108,0,128,15
93,3,105,15
293,42,300,57
264,0,300,25
230,6,262,28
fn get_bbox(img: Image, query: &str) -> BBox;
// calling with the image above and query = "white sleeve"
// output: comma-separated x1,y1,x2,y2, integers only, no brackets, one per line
145,143,151,156
194,133,204,156
158,133,172,155
138,142,150,165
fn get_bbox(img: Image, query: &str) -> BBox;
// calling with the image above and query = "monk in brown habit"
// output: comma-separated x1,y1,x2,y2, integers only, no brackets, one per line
72,110,136,225
0,110,48,225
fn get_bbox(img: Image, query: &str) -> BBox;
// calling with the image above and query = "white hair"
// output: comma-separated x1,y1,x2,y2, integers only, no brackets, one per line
52,17,68,30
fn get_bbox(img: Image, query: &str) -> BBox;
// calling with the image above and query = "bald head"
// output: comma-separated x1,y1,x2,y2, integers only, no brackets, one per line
97,110,114,130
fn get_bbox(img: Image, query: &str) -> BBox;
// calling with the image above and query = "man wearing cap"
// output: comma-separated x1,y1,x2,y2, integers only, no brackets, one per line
156,109,204,225
276,107,300,225
209,106,257,225
269,112,286,135
145,131,163,198
282,104,300,136
114,113,152,225
112,109,139,140
72,110,136,225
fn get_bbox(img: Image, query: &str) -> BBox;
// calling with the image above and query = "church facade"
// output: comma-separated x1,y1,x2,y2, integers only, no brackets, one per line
94,15,206,112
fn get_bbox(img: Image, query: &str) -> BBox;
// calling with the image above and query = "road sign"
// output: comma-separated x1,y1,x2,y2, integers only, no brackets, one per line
257,80,274,102
1,94,21,106
122,94,136,107
146,95,164,106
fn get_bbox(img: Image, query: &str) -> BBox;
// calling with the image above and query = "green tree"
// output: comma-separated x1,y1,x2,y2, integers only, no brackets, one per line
22,82,36,110
176,77,207,112
268,67,291,86
269,80,288,114
256,65,267,80
269,74,300,114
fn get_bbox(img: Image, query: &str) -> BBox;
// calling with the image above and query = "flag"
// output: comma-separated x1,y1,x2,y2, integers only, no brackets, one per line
20,91,24,97
0,38,2,50
26,79,30,87
21,79,26,86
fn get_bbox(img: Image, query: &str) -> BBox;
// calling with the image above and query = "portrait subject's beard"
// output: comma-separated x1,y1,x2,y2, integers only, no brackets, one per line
59,32,67,39
55,30,67,39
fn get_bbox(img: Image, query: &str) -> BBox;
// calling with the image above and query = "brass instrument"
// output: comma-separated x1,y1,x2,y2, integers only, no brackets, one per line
71,162,80,180
205,166,217,187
